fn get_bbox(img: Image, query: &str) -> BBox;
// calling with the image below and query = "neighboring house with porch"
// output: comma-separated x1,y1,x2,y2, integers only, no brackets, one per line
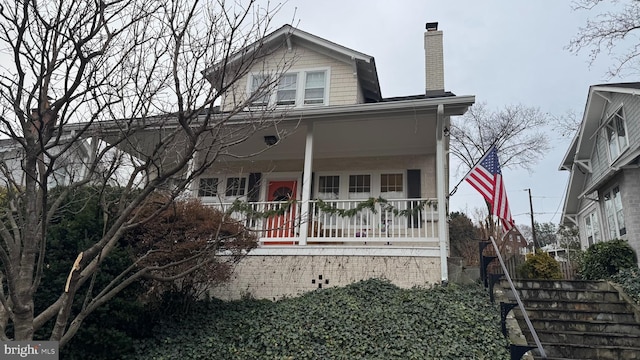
559,83,640,256
192,23,475,300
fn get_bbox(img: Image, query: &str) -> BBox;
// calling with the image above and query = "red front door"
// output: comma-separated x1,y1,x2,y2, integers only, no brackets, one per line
265,180,297,243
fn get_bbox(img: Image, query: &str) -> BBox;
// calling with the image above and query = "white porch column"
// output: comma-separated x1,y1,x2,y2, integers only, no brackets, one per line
436,104,449,283
298,122,314,245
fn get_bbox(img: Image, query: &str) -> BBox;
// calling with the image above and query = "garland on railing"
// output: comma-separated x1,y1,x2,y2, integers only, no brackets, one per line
315,197,435,218
226,197,436,219
227,198,296,218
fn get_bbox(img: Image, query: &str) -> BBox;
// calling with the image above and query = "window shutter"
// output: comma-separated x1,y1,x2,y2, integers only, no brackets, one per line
407,169,421,228
247,173,261,202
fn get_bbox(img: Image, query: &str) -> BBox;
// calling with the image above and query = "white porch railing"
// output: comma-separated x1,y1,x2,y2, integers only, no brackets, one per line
207,198,439,246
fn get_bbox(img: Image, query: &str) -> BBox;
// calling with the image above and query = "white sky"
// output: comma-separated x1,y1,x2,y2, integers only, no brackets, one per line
268,0,627,225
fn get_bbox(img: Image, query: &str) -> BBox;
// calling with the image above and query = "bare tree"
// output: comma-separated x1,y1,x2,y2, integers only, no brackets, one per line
0,0,289,344
450,102,551,174
569,0,640,77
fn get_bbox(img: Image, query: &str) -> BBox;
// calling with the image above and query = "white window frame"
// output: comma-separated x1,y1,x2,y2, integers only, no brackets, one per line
225,177,248,198
583,210,600,247
247,73,272,107
314,170,407,200
603,106,629,162
602,185,626,239
198,177,220,197
248,68,330,108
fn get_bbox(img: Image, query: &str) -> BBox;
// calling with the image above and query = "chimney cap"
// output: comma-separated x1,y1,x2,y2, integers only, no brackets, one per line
425,22,438,31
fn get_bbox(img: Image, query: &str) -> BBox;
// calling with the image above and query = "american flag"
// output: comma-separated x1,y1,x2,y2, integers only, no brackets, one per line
464,146,514,232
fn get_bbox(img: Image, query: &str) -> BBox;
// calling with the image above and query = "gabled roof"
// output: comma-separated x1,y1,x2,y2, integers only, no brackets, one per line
559,82,640,224
203,24,382,102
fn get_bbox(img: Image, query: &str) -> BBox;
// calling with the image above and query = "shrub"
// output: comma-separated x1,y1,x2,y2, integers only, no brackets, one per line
612,268,640,305
517,251,563,280
580,239,638,280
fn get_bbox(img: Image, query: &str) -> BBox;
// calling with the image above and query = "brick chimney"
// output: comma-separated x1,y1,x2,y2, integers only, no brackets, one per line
424,22,445,95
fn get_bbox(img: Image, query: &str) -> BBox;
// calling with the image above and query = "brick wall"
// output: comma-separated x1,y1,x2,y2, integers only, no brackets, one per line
210,255,441,300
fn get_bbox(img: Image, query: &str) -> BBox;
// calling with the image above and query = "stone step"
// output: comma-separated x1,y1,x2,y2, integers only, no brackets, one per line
515,307,637,323
533,342,640,360
505,287,621,302
511,298,631,313
508,279,611,292
524,318,640,335
522,329,640,348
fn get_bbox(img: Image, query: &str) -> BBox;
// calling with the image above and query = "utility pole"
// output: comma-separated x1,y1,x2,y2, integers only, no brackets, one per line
525,188,538,249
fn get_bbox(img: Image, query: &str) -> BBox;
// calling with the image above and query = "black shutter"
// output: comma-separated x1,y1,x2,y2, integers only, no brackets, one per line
247,173,261,202
407,169,421,228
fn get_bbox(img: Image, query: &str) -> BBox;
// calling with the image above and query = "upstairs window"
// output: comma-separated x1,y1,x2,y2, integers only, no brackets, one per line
304,71,326,105
276,73,297,105
604,107,628,160
250,74,270,106
199,178,219,197
225,177,247,197
603,186,626,238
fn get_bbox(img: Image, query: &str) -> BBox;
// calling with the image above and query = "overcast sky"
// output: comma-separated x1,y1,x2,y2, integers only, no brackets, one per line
267,0,627,226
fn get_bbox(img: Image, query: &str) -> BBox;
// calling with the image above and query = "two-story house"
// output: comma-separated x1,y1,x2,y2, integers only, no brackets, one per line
189,23,475,300
559,83,640,256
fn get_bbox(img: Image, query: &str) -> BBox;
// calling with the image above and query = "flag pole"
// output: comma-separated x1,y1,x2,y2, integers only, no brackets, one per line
448,139,501,198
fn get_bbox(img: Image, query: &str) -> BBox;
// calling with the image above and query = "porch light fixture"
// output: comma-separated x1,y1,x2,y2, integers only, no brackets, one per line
264,135,278,146
443,126,450,137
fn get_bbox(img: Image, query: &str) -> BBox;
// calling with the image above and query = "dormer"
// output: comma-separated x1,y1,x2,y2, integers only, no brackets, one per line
203,25,382,112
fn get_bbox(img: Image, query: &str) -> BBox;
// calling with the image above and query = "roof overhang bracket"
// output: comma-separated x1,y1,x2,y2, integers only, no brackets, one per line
574,159,592,173
593,90,612,103
286,34,292,52
351,57,357,77
563,215,578,226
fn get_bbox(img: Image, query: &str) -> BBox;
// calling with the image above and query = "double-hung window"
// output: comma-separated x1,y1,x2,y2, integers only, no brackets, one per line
584,211,600,246
304,71,326,105
225,177,247,197
603,186,626,238
276,73,297,105
604,107,628,160
199,178,219,197
318,175,340,200
250,74,270,106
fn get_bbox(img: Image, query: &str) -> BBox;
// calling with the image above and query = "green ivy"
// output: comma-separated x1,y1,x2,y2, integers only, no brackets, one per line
126,279,509,359
612,268,640,305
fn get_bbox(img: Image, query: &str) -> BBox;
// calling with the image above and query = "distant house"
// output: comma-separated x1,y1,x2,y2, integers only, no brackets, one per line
0,136,94,189
559,83,640,255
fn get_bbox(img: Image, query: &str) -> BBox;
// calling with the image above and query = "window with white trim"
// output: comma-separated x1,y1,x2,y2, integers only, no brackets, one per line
249,74,270,106
603,186,626,238
225,177,247,197
318,175,340,199
198,178,219,197
304,71,326,105
276,73,297,105
381,173,403,193
348,174,371,199
249,69,328,108
584,211,600,246
604,107,628,160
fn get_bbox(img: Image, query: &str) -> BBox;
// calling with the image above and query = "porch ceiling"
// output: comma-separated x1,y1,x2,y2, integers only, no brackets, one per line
228,113,440,161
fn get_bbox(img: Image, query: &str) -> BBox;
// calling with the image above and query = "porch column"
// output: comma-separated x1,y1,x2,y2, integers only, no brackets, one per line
436,104,449,283
299,122,314,246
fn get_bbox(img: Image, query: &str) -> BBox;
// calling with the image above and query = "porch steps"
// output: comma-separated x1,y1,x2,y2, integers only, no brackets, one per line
501,279,640,360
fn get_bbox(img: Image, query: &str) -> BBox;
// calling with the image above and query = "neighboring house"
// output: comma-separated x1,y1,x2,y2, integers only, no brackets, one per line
192,23,475,300
559,83,640,256
0,136,94,189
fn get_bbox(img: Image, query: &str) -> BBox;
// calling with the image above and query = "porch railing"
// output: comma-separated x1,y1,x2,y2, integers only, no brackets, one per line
206,198,439,246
